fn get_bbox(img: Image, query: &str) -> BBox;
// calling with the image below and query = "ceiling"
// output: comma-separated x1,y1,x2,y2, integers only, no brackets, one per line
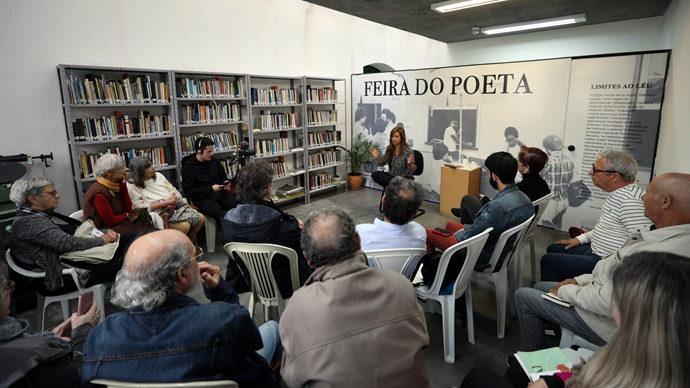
301,0,674,43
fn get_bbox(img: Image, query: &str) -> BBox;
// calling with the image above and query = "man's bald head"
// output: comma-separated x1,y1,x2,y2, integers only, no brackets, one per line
301,207,359,268
643,173,690,228
112,230,197,311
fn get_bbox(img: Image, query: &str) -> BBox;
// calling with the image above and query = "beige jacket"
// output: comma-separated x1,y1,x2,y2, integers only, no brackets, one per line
558,223,690,341
279,251,430,388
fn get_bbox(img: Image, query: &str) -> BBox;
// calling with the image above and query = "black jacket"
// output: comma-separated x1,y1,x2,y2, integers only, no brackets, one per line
517,171,551,202
222,200,313,298
180,153,228,203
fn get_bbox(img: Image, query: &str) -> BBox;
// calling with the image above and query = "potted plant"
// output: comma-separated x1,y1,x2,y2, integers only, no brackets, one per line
338,132,376,190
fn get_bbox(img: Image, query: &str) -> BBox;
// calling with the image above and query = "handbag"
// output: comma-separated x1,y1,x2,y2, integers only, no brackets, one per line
60,220,119,264
166,203,202,227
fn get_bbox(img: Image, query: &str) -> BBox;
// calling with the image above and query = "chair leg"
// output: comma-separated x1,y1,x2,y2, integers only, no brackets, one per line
248,294,255,319
205,217,217,253
379,190,384,212
440,296,456,364
465,288,474,345
60,300,70,323
36,294,47,332
530,239,537,283
495,275,507,339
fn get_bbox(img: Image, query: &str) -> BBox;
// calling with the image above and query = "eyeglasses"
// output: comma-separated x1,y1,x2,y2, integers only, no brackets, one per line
591,164,619,175
42,189,59,197
186,247,204,265
3,280,15,293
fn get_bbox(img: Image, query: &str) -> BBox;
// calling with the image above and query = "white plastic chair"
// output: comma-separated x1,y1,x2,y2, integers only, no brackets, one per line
364,247,427,279
5,249,107,331
203,216,217,253
515,193,553,284
90,379,238,387
415,227,492,364
223,242,300,321
472,214,535,339
559,327,601,352
69,209,84,221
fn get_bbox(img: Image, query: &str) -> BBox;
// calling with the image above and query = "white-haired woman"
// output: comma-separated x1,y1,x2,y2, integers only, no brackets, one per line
82,154,152,236
9,177,134,292
127,157,204,242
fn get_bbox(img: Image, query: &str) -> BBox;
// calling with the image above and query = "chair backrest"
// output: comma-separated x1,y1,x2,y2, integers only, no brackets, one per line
424,227,493,297
6,249,83,291
413,149,424,176
69,210,84,222
364,247,427,279
90,379,238,388
484,214,535,273
223,242,300,304
525,193,553,241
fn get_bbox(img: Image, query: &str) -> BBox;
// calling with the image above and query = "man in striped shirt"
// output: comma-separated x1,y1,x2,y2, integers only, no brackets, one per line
540,150,651,281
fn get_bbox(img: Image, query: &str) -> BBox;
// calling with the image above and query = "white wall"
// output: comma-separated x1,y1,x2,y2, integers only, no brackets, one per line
0,0,452,212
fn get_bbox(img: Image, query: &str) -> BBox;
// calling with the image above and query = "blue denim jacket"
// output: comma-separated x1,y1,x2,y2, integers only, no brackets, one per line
455,184,534,271
82,278,276,387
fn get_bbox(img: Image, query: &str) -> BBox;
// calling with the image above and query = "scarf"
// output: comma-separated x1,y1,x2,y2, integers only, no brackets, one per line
96,176,120,192
0,316,30,343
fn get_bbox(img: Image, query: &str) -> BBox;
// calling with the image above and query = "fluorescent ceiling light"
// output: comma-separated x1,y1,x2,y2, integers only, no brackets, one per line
482,14,587,35
431,0,506,13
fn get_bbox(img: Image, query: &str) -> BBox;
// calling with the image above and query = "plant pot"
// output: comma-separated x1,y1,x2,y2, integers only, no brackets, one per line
347,173,363,190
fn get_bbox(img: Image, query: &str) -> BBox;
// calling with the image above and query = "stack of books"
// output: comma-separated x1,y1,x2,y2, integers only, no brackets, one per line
276,184,304,198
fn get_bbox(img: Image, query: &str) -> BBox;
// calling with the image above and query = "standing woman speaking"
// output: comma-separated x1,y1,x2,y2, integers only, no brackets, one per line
370,126,416,188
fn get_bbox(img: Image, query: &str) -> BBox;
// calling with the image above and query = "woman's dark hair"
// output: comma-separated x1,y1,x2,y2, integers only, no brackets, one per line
235,161,273,202
128,157,153,188
384,126,409,165
518,146,549,174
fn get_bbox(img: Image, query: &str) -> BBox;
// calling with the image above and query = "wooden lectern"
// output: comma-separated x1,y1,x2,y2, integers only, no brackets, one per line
439,164,481,216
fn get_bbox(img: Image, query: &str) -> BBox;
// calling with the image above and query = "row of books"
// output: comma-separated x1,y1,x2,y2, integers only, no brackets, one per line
307,131,339,147
270,159,289,178
307,109,337,125
254,138,291,157
180,131,238,155
251,87,300,105
253,112,299,131
309,171,332,191
309,150,341,168
73,112,171,141
176,77,244,99
219,157,239,179
79,147,171,178
66,72,169,105
305,86,337,103
179,102,241,125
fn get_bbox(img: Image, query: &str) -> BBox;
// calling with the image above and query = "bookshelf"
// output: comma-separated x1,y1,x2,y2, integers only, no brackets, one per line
248,75,308,204
303,77,347,202
172,71,249,181
57,65,177,205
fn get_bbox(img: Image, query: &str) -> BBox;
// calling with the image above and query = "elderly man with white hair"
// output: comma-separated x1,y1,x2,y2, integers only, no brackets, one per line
82,229,281,386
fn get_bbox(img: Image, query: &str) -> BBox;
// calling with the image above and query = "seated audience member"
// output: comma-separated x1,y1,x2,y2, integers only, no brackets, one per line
369,126,416,188
426,152,533,271
181,137,238,223
9,177,134,292
83,154,153,236
82,229,280,387
0,258,101,388
515,173,690,351
540,149,650,281
357,176,425,251
462,251,690,388
453,146,550,224
279,207,431,388
127,157,205,242
222,161,312,297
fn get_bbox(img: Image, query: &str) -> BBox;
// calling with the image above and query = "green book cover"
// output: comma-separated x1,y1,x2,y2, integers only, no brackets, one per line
516,347,573,382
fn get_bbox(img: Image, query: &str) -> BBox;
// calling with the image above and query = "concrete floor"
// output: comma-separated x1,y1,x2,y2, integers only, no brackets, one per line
15,186,568,388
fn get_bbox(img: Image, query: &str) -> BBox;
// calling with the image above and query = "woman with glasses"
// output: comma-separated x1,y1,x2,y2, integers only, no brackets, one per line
0,258,101,387
83,154,152,236
126,156,204,242
9,177,135,292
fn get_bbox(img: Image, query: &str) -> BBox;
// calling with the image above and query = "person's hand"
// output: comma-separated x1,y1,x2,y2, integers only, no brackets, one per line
51,316,73,339
199,261,221,289
407,154,414,164
478,193,486,200
297,218,304,229
370,147,380,159
553,237,582,250
550,278,578,295
223,182,233,192
527,378,548,388
72,302,101,328
106,229,118,240
171,193,178,203
212,184,224,192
